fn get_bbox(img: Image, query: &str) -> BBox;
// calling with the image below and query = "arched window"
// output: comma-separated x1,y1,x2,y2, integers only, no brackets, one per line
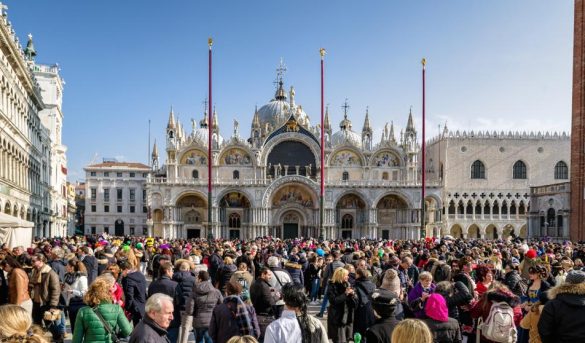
513,160,527,179
555,161,568,179
471,160,485,179
229,213,241,228
192,170,199,179
233,170,240,180
342,171,349,181
341,214,353,229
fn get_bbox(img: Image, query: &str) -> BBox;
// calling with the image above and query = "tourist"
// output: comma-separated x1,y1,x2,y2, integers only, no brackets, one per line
470,283,522,343
264,282,328,343
78,247,98,285
148,261,177,299
474,265,494,296
326,267,357,343
230,262,254,301
129,293,175,343
30,253,65,342
519,292,548,343
305,255,321,303
0,256,32,314
538,270,585,343
317,250,344,317
0,304,49,343
63,259,88,334
502,259,524,298
217,256,237,296
209,280,260,343
434,280,473,321
422,293,462,342
365,288,402,343
71,278,132,343
120,259,147,326
352,267,376,338
172,260,196,343
408,271,435,318
391,319,433,343
249,268,277,340
185,270,223,343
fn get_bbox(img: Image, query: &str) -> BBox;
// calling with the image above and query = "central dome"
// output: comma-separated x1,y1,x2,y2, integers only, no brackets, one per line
257,81,310,131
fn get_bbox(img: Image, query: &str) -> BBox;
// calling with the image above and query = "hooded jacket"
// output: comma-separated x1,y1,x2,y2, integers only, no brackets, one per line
538,281,585,343
121,270,147,319
185,280,223,329
423,293,462,343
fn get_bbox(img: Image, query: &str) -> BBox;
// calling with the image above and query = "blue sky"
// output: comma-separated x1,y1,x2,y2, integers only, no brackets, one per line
5,1,573,181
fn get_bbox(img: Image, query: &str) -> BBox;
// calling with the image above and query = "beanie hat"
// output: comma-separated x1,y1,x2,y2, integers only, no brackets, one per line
565,270,585,284
380,269,401,294
425,293,449,322
525,249,537,259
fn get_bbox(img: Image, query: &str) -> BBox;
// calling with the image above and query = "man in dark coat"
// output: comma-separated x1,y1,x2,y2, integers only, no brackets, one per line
47,247,67,283
121,260,147,326
129,293,174,343
208,248,224,284
148,261,177,299
539,270,585,343
365,288,402,343
185,271,223,343
169,261,196,343
78,246,98,285
250,268,277,339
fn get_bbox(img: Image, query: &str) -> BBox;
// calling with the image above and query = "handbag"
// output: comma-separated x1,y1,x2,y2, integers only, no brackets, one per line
92,306,127,343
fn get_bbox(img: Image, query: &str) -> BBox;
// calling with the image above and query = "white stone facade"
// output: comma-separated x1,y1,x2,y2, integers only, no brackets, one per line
0,7,60,245
84,163,150,236
425,129,570,239
147,80,440,240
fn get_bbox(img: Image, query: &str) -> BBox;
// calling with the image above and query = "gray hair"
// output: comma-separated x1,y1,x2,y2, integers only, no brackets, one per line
145,293,173,313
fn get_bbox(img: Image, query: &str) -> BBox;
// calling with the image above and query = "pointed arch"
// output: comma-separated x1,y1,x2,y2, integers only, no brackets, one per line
471,160,486,179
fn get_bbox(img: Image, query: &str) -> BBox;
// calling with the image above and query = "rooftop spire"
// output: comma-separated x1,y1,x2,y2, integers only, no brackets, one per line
324,105,331,130
252,105,260,128
339,99,352,130
200,108,208,128
152,140,159,159
406,106,415,133
24,33,36,61
273,59,287,101
212,106,219,131
167,106,176,130
362,106,372,133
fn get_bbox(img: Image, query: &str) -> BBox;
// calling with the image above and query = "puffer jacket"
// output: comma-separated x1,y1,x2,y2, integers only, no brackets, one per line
538,281,585,343
72,303,132,343
170,270,196,328
284,261,304,285
185,280,223,329
217,264,237,294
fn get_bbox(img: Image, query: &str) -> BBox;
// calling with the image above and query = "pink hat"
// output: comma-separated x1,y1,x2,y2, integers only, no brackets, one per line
425,293,449,322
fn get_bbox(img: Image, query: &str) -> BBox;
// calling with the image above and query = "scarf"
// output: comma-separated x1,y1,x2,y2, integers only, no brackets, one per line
224,295,255,336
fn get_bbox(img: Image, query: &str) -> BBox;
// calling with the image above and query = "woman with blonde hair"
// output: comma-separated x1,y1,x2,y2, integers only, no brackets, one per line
226,336,259,343
391,319,433,343
72,278,132,343
327,267,358,343
0,304,48,343
217,256,237,295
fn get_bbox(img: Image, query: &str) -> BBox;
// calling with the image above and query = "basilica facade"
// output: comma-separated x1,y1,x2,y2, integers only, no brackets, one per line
147,80,441,240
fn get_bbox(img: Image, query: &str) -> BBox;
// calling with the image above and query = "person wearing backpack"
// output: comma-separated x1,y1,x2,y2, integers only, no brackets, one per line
470,283,522,343
230,262,254,302
352,268,376,339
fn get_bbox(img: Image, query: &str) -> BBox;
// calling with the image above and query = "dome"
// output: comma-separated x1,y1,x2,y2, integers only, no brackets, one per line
256,81,310,131
193,128,224,147
331,128,363,149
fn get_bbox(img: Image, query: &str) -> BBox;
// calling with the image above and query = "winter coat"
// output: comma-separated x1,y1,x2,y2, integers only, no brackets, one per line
353,277,376,337
268,267,292,291
147,275,177,299
435,281,472,321
72,303,132,343
408,281,436,318
171,271,196,328
503,270,524,297
423,317,463,343
365,316,401,343
30,264,60,307
8,267,30,305
209,299,260,343
326,281,358,326
538,281,585,343
217,264,237,294
121,271,147,320
48,258,67,283
209,253,224,281
81,255,98,285
470,288,522,343
185,280,223,329
250,279,275,315
128,316,170,343
520,304,544,343
284,261,304,285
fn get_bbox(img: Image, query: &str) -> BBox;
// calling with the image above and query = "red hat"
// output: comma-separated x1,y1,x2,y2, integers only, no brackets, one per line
525,249,537,259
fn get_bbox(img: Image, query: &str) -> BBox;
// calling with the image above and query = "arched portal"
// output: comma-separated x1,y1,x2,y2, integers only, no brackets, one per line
450,224,463,238
468,224,480,239
176,193,208,238
219,192,251,239
519,224,528,239
485,224,498,239
336,193,366,239
503,224,514,239
270,183,317,238
376,194,412,239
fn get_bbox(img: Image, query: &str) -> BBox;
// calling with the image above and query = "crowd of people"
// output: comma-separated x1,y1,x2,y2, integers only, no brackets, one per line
0,234,583,342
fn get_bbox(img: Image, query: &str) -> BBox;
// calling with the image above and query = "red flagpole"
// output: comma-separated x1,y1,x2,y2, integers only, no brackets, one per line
319,48,326,241
207,38,213,241
421,58,426,238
